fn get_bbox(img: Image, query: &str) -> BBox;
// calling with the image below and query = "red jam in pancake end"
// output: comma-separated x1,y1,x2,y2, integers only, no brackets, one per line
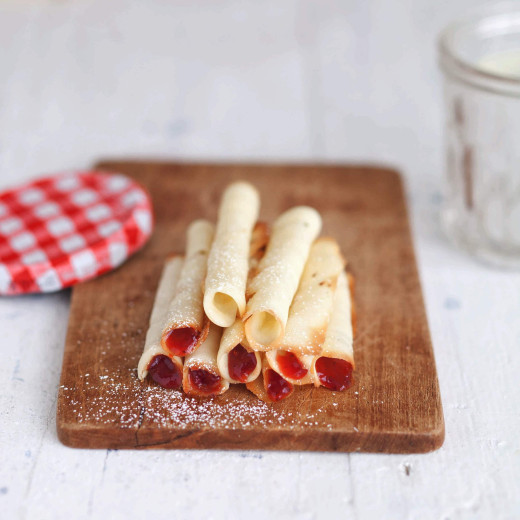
228,344,257,382
265,369,293,402
164,327,199,356
147,355,182,389
275,350,308,380
315,357,353,391
189,368,222,394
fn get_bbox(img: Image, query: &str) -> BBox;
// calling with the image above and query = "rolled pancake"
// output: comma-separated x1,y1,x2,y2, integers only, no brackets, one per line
217,320,261,383
280,237,345,356
183,323,230,396
246,354,294,403
247,221,270,280
244,206,322,350
137,256,184,386
310,271,355,391
347,272,357,338
161,220,214,356
203,182,260,327
217,221,269,384
265,350,314,385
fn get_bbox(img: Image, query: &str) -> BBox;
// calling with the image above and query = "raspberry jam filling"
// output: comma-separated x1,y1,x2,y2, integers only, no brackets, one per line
147,355,182,389
265,368,293,402
228,344,257,382
315,357,353,391
188,368,222,394
164,327,199,356
275,350,308,380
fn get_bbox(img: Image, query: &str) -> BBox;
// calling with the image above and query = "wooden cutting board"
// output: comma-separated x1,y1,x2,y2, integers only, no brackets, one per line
56,161,444,453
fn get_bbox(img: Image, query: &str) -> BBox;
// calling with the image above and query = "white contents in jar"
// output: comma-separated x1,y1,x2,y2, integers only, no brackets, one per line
478,49,520,79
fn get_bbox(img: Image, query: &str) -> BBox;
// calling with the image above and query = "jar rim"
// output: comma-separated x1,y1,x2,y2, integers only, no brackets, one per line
438,3,520,97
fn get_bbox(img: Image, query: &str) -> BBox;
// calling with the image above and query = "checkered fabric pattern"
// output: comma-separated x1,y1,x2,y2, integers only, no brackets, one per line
0,171,153,295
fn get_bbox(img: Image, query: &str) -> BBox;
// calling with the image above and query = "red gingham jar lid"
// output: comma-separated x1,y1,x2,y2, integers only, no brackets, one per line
0,170,153,295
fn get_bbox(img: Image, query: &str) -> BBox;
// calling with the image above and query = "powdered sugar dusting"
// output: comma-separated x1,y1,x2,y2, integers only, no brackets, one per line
58,367,353,432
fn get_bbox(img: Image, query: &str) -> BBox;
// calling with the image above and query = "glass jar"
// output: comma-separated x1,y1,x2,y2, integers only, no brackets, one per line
439,3,520,268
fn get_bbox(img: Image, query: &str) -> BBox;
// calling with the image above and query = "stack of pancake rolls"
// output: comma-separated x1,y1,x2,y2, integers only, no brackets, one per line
138,182,355,402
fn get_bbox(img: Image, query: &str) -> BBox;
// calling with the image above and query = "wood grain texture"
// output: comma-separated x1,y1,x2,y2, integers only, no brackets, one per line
56,161,444,453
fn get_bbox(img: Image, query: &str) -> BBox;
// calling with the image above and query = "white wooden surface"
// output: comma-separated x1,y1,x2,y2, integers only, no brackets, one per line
0,1,519,519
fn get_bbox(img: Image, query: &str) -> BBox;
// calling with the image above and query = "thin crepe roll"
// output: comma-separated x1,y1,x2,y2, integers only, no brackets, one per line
280,237,345,356
217,320,261,384
203,182,260,327
138,256,184,389
246,355,294,403
310,271,355,392
217,221,269,384
347,272,357,338
248,221,270,279
244,206,322,351
161,219,214,357
265,350,314,385
183,323,230,396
